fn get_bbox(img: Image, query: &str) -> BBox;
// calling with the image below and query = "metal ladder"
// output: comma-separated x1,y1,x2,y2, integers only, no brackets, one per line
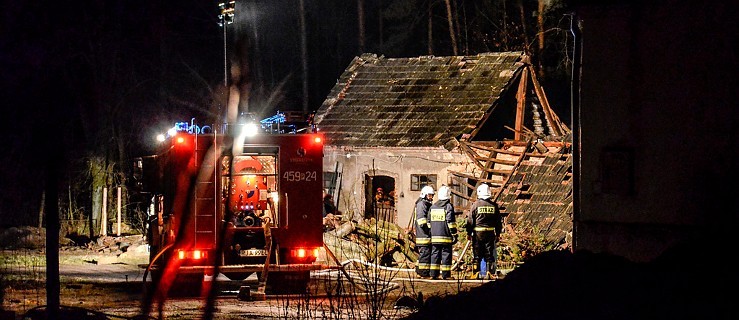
193,136,218,247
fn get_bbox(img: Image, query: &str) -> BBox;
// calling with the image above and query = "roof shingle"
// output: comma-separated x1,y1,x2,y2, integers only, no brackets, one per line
315,52,525,148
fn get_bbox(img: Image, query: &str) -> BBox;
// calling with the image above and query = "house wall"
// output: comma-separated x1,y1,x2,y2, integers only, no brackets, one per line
575,2,736,262
323,146,470,227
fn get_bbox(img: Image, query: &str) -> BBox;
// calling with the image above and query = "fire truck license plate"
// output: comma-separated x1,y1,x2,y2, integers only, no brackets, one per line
240,249,267,257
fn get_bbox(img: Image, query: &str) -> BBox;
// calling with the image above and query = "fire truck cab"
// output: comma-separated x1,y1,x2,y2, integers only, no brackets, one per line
134,120,326,293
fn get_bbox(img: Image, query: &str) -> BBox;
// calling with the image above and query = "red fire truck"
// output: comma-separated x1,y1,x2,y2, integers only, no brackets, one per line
134,120,327,294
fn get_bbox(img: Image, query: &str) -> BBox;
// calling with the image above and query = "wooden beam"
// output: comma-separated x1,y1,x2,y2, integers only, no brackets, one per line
479,150,497,186
466,143,521,156
472,156,518,166
459,141,485,170
492,140,532,202
476,153,520,166
480,168,513,176
515,68,529,141
449,170,480,181
450,188,472,202
502,140,571,148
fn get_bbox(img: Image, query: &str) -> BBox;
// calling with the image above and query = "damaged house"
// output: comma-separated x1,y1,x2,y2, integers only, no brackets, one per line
314,51,573,254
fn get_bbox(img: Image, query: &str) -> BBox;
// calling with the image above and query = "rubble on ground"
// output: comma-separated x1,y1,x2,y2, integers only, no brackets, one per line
322,218,418,267
0,226,148,262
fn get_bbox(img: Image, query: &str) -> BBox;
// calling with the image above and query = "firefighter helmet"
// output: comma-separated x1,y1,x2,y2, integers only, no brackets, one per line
438,185,451,200
477,184,491,199
420,185,435,198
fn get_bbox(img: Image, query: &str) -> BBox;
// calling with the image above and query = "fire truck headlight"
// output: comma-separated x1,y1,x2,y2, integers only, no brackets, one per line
243,122,259,137
156,134,166,142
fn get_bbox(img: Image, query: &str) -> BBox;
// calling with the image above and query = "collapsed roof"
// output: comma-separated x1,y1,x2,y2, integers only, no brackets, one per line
314,52,544,148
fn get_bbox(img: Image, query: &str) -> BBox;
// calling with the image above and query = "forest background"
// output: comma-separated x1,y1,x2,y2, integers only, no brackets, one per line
0,0,574,231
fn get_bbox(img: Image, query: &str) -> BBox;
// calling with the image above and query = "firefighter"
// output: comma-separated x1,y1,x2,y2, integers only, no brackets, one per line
414,185,435,278
429,185,457,279
466,183,507,279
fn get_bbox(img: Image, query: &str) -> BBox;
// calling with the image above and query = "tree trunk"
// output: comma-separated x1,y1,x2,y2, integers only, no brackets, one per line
537,0,546,77
427,2,433,55
357,0,365,53
378,0,383,48
38,190,45,229
502,0,509,50
443,0,458,55
89,157,107,238
44,147,60,318
299,0,309,113
518,0,530,52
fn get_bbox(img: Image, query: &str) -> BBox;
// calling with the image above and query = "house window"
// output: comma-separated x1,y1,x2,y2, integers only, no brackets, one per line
410,174,437,191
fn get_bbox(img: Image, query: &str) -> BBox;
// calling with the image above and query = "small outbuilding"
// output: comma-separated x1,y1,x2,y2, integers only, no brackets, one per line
315,52,572,248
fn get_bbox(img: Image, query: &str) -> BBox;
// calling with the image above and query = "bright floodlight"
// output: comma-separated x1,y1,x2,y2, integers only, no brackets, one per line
156,134,166,142
243,122,259,137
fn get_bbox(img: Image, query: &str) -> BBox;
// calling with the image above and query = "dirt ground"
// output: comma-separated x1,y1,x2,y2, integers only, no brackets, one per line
6,228,732,319
1,246,495,320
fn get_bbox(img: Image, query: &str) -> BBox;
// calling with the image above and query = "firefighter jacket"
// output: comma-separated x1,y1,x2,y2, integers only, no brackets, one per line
414,197,432,246
466,198,503,236
429,199,457,244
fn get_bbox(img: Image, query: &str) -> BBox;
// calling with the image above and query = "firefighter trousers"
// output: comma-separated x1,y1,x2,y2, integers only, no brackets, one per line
416,244,431,277
473,231,498,276
430,244,453,278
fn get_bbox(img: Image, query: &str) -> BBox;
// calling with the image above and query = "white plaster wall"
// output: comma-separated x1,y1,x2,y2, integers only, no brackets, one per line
323,146,470,227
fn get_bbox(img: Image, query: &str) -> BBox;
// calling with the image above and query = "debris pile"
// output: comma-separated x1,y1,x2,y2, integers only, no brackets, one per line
61,234,148,256
322,218,418,267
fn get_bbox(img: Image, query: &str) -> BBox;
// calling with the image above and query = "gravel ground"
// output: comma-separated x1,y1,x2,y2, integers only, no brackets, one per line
1,246,494,319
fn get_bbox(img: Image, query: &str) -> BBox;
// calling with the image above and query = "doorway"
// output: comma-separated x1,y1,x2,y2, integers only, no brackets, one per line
364,174,396,223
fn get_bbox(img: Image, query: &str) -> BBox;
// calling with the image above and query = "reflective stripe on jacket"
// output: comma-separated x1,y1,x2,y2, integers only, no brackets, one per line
414,197,432,245
466,198,502,236
429,199,457,244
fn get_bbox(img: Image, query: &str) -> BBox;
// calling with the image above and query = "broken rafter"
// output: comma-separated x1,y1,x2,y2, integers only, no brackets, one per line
502,140,570,148
449,169,480,182
459,141,485,170
492,139,532,202
472,155,518,166
505,125,539,139
467,143,521,156
515,68,529,141
450,188,472,203
481,168,514,176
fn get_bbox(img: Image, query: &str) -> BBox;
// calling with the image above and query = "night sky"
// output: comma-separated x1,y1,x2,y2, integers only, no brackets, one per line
0,0,574,226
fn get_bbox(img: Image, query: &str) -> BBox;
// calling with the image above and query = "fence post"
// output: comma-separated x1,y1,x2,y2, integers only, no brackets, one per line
117,186,122,236
101,187,107,236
